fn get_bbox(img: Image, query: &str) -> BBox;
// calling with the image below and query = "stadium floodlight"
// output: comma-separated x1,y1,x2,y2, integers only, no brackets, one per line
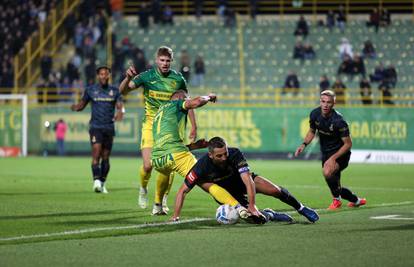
0,94,28,157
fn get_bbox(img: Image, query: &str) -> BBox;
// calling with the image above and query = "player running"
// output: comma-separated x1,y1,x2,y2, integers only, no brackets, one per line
171,136,319,223
119,46,197,210
295,90,366,210
71,66,124,193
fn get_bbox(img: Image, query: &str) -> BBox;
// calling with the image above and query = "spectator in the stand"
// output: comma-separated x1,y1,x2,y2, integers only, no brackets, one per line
180,49,191,82
133,49,148,74
303,43,316,60
384,65,397,88
224,6,236,27
331,78,346,104
40,52,53,81
162,5,174,25
378,80,393,105
294,15,309,38
193,55,205,87
66,58,80,85
380,8,391,26
249,0,257,20
326,10,335,31
366,8,380,33
64,13,77,44
362,40,376,59
110,0,123,21
336,5,347,33
352,54,366,77
369,63,385,83
337,55,354,76
359,78,372,105
46,74,58,103
338,38,353,60
319,75,330,93
151,0,162,24
283,71,300,95
0,61,14,90
138,3,150,30
293,41,304,60
54,119,67,156
195,0,204,19
59,77,73,102
84,59,97,86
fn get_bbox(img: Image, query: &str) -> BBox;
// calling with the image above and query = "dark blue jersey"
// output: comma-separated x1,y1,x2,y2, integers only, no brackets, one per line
309,107,350,154
185,147,250,189
81,84,122,130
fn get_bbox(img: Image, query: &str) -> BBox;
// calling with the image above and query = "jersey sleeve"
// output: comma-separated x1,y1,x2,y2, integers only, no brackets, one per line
309,110,317,130
232,148,250,174
81,88,91,103
184,163,204,189
131,73,145,88
115,90,123,103
176,99,187,111
336,118,350,137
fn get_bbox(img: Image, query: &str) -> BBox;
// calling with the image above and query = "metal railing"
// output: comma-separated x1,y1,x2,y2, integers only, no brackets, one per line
2,87,412,108
13,0,81,93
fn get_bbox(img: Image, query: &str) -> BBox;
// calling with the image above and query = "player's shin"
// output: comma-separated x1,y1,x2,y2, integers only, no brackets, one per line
325,173,341,199
91,164,101,181
340,187,358,203
140,165,151,188
278,187,302,210
208,184,239,206
155,173,170,204
101,159,110,182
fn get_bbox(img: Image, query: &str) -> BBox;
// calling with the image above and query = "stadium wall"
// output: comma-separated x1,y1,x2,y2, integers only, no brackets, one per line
17,106,413,156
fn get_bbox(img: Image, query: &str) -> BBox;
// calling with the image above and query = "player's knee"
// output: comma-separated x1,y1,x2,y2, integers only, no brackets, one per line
143,162,152,173
323,168,333,179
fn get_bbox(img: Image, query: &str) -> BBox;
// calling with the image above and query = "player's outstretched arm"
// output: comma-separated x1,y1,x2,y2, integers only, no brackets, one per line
295,129,315,157
240,172,261,217
170,183,192,222
119,66,138,95
188,109,197,142
184,93,217,110
186,139,209,151
70,100,88,112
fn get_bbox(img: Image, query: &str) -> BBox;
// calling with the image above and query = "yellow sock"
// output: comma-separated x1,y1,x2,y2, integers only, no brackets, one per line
155,172,169,204
208,184,239,206
164,172,175,196
139,165,151,189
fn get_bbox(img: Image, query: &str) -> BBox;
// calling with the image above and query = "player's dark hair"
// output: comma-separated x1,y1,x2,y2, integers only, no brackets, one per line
157,46,173,59
208,136,227,153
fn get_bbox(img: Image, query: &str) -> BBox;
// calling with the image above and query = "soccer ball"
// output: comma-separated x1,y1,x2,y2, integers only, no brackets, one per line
216,204,240,225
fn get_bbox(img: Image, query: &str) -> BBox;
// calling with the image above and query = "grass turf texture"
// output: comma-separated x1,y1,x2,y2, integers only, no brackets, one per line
0,157,413,266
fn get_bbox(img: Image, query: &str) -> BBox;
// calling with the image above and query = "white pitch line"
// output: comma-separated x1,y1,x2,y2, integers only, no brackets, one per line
370,215,414,221
0,218,211,242
1,201,413,243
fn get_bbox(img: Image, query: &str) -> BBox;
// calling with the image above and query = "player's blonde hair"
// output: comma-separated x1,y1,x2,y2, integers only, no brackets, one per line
157,46,174,59
320,90,336,101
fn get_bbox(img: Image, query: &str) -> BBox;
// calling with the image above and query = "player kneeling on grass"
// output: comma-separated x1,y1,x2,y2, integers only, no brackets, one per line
295,90,366,210
71,66,124,193
171,137,320,223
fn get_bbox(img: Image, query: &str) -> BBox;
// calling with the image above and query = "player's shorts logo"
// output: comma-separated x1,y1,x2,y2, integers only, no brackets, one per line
92,136,96,143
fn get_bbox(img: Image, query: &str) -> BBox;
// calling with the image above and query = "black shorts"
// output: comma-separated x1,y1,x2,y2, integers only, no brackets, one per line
89,128,115,150
215,172,258,207
322,151,351,172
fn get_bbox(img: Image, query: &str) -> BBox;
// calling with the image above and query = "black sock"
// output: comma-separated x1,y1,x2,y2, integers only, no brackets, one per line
277,187,302,210
101,159,110,182
340,187,358,203
92,164,101,181
325,173,341,198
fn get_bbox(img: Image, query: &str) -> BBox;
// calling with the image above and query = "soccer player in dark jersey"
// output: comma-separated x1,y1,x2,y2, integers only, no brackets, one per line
171,136,319,223
71,66,124,193
295,90,366,210
119,46,197,211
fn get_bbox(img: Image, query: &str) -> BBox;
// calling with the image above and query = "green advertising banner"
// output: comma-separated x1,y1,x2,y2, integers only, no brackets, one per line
27,106,414,154
0,106,22,147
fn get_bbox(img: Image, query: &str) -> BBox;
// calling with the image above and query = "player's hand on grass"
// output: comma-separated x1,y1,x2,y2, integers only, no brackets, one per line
170,216,180,222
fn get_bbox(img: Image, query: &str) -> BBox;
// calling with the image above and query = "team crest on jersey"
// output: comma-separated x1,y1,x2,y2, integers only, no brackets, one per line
109,90,113,96
329,124,334,131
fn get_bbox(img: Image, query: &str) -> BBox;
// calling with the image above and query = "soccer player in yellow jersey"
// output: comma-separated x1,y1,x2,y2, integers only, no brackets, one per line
119,46,197,210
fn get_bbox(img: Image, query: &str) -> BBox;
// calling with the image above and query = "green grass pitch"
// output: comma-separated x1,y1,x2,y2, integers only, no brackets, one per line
0,157,413,266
